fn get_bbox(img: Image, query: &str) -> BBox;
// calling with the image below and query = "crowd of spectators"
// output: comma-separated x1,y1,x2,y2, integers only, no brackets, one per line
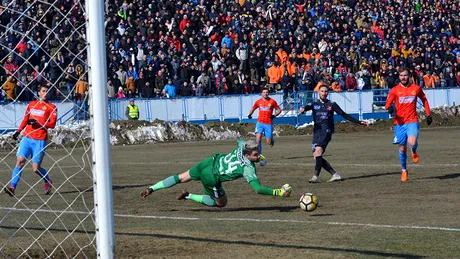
1,0,460,103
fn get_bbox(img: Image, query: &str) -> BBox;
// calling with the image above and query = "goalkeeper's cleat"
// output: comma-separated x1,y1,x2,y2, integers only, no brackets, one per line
141,188,153,199
411,152,419,163
327,173,343,182
4,185,15,197
401,170,408,182
177,190,190,200
44,182,52,195
309,175,319,183
259,154,268,166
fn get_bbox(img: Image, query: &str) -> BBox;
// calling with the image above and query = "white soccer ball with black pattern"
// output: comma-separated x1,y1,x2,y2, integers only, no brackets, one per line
299,193,318,212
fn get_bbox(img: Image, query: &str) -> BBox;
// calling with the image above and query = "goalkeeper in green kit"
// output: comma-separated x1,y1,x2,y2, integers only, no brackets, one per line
141,139,292,207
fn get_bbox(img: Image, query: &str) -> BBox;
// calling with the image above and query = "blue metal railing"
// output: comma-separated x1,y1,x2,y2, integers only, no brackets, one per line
373,89,390,107
278,91,319,116
57,102,89,125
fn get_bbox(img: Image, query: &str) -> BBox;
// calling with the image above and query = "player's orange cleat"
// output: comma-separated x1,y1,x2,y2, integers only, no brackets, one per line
401,171,408,182
411,152,419,163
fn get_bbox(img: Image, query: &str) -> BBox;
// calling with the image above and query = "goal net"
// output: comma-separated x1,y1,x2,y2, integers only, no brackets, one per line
0,0,112,257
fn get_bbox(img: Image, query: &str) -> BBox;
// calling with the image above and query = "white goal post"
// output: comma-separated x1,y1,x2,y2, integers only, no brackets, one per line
86,0,115,257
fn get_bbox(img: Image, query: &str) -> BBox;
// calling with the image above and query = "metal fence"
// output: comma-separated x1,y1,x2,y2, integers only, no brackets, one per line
2,88,460,132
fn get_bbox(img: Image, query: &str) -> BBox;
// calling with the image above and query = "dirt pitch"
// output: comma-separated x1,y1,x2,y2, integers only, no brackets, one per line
1,126,460,258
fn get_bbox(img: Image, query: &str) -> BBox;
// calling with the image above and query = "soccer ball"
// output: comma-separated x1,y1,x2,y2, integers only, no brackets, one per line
299,193,318,212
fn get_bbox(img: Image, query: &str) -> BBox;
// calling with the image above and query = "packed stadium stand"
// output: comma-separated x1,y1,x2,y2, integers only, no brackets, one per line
1,0,459,102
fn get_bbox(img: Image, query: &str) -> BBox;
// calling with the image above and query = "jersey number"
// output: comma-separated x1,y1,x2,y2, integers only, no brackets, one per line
220,153,239,175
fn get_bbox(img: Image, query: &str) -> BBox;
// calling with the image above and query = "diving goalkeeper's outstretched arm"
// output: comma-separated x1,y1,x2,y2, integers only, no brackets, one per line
249,180,292,197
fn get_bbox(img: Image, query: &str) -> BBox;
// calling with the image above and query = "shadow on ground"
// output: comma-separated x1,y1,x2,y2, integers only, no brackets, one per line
173,205,299,213
309,213,334,217
345,171,401,181
58,183,149,195
282,154,331,160
419,173,460,180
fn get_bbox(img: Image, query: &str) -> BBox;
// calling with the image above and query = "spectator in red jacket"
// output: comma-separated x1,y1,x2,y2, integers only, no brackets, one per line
346,73,357,91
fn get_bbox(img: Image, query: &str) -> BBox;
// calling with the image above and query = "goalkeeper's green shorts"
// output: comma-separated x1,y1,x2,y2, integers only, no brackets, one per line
189,157,225,198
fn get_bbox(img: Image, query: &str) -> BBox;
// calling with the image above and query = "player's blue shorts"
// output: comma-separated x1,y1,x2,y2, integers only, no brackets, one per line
393,122,420,145
255,122,273,139
16,137,47,164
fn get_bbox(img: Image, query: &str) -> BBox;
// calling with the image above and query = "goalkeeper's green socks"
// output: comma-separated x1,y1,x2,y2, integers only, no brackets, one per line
148,175,217,206
188,194,217,207
149,175,180,191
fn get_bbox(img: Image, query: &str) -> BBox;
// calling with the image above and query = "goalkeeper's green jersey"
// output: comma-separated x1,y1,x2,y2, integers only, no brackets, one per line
211,140,258,183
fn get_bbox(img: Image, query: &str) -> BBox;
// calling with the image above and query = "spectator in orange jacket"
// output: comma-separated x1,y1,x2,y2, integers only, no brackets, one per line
74,76,88,101
330,80,342,92
267,63,282,87
423,71,435,88
276,47,288,64
2,76,16,101
432,72,440,88
125,75,136,97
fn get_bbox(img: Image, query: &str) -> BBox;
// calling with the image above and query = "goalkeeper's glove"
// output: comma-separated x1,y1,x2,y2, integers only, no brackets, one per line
426,115,432,126
273,184,292,197
247,114,252,119
140,188,153,199
12,131,20,140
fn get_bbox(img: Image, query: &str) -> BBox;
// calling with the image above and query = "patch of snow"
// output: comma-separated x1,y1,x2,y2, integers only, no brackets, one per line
296,121,314,129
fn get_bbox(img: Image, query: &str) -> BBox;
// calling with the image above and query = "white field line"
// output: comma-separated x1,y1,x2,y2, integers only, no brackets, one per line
1,206,459,232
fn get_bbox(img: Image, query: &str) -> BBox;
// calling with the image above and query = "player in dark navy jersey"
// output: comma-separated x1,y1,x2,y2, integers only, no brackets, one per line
300,85,368,183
